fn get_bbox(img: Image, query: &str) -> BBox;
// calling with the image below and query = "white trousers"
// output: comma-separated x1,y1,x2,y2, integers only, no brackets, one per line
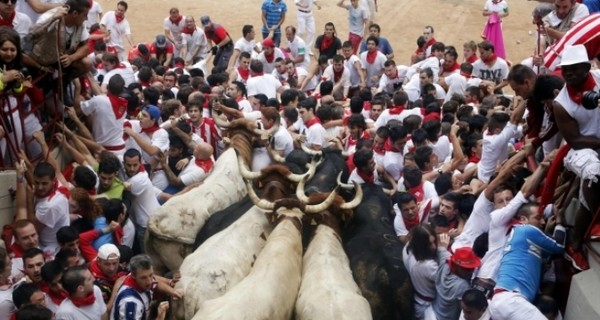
489,291,547,320
296,11,316,51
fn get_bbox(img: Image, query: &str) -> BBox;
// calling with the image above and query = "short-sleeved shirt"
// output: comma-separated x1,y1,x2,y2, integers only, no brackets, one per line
359,36,393,55
56,286,107,320
314,35,342,60
100,11,131,51
163,15,186,44
262,0,287,32
178,157,210,186
344,4,368,36
205,24,229,44
35,188,70,254
472,57,509,86
80,95,126,148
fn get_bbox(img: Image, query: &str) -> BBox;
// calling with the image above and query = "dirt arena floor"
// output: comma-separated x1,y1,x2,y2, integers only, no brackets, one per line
98,0,540,71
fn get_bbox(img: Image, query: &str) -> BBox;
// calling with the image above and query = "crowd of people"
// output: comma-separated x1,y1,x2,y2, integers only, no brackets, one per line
0,0,599,319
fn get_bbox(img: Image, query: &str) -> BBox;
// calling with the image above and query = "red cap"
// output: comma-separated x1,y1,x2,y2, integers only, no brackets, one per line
450,247,481,269
263,38,275,48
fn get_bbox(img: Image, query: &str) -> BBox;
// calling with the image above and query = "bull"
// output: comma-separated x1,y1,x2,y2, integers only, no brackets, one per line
145,118,277,274
342,183,414,320
190,180,338,320
295,185,371,320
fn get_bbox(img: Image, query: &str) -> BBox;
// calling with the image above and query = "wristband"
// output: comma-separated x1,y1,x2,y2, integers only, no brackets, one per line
17,176,24,183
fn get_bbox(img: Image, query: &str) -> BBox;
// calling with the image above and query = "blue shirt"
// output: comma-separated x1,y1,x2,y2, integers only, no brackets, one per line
495,225,564,302
359,36,393,55
93,217,113,250
262,0,287,33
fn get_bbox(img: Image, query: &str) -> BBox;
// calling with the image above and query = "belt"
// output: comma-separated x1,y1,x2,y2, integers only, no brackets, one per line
298,9,311,13
103,144,125,151
493,288,508,296
414,291,434,302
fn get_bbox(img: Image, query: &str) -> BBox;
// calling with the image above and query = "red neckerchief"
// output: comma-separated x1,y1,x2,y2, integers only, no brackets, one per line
141,124,160,136
424,37,436,50
304,117,320,128
373,143,385,155
195,158,214,173
408,183,425,203
388,105,405,115
460,71,473,78
264,50,275,63
122,274,155,293
70,290,96,308
40,283,68,305
467,54,478,64
107,93,127,119
567,74,597,104
384,139,400,153
346,131,370,149
169,15,183,25
363,101,372,111
9,243,24,258
140,81,151,88
46,180,70,200
114,226,124,245
0,12,16,28
357,168,374,184
403,214,420,231
320,35,334,51
90,259,127,283
238,66,250,80
468,153,480,164
333,68,344,82
366,50,378,64
482,53,497,65
123,121,132,140
448,217,458,229
182,26,195,35
115,13,124,24
443,62,460,73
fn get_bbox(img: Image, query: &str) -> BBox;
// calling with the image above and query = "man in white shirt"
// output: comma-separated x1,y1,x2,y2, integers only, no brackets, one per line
16,0,63,24
341,40,366,94
100,53,136,90
227,24,260,72
0,0,32,40
256,38,286,74
299,97,328,150
55,266,107,320
163,7,185,59
161,142,214,190
181,16,208,65
284,25,310,70
360,35,387,88
122,149,160,252
295,0,320,54
320,54,351,98
440,62,482,102
262,106,294,157
377,59,408,95
383,124,408,181
472,40,510,92
85,0,102,30
100,1,133,60
374,90,421,129
80,74,128,157
246,59,284,100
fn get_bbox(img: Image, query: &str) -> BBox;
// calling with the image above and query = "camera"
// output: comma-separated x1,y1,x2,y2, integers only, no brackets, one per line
581,90,600,110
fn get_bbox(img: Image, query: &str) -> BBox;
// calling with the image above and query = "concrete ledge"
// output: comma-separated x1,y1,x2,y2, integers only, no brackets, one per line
565,242,600,319
0,170,15,229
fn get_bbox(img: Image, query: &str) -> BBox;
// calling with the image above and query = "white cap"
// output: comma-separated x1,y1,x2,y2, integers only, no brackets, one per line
559,44,591,67
97,244,120,261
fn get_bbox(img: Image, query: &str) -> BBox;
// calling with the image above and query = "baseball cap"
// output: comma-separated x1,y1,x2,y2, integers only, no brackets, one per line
450,247,481,269
144,105,161,121
155,35,167,48
263,38,275,48
97,244,120,260
200,16,211,27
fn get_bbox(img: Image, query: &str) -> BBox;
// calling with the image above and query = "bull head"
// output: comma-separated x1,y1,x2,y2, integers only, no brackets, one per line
238,152,319,183
247,178,338,214
299,173,363,210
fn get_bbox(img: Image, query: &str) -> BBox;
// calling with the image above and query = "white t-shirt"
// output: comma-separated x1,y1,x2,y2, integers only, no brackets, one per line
85,1,103,29
55,286,107,320
305,122,329,148
247,74,282,99
555,70,600,139
402,245,441,304
477,123,518,184
374,107,422,129
344,4,368,35
484,0,508,14
182,27,209,61
321,64,351,94
102,62,136,87
444,73,482,102
378,65,409,94
287,36,310,70
178,157,210,186
393,199,432,237
360,50,387,87
100,11,131,51
80,95,126,149
383,150,404,181
7,12,32,40
543,3,589,28
127,171,161,228
344,54,363,87
234,37,256,55
0,284,15,320
451,192,495,251
35,189,69,255
256,48,286,74
163,15,186,45
272,125,294,156
17,0,64,24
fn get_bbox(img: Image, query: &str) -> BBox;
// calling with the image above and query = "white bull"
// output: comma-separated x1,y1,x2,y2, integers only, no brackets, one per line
174,206,273,319
145,148,247,274
295,224,372,320
191,183,338,320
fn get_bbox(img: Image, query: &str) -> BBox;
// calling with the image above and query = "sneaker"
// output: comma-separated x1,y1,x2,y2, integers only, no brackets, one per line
564,244,590,271
590,223,600,241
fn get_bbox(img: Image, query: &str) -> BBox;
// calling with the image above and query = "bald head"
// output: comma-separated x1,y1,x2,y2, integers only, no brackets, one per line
194,142,214,160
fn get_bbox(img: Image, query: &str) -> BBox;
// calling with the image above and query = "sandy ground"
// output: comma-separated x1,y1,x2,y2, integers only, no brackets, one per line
97,0,542,67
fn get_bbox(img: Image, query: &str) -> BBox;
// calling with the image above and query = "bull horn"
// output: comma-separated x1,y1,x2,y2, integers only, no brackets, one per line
245,179,275,210
304,155,323,179
340,182,363,210
336,172,354,189
212,110,230,128
238,154,261,180
304,188,339,214
267,144,286,163
296,175,310,202
301,143,322,156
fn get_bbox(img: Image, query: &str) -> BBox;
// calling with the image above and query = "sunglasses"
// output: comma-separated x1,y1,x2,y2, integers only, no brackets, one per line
0,0,17,4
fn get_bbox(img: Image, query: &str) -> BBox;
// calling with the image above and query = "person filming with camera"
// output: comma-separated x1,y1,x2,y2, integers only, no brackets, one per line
553,44,600,271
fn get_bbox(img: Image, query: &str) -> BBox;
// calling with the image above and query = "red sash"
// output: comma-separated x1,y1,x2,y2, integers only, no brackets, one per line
304,117,320,128
408,183,425,203
566,74,596,104
107,93,127,119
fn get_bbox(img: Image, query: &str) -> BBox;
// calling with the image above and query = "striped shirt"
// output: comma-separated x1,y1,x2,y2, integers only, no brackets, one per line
262,0,287,33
